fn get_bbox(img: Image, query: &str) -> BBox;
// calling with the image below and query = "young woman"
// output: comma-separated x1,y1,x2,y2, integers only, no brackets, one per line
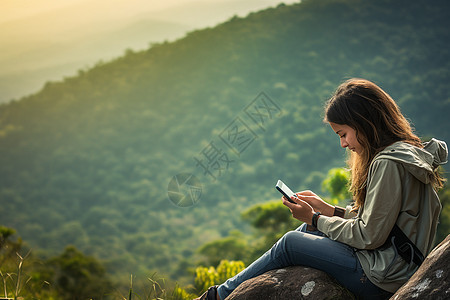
196,78,447,300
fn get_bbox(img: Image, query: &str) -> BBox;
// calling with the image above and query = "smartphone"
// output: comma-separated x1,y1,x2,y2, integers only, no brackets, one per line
276,180,298,204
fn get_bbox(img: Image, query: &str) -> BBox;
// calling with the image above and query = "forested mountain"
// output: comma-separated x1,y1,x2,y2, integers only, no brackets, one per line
0,0,449,286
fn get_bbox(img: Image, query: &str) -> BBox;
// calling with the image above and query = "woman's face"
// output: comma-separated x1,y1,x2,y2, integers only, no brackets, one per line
329,122,363,154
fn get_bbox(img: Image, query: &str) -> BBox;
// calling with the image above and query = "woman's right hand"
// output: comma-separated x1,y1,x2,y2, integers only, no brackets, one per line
295,190,335,217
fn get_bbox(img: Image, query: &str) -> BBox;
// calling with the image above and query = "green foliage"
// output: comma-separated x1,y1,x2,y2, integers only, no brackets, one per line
0,0,449,288
0,227,198,299
0,227,57,299
118,273,197,300
436,185,450,245
194,260,245,294
0,226,21,269
0,227,29,299
171,285,198,300
197,230,248,267
0,252,30,299
47,245,114,299
322,168,352,205
241,200,299,242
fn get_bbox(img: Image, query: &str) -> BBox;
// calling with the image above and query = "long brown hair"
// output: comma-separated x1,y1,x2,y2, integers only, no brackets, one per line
324,78,443,211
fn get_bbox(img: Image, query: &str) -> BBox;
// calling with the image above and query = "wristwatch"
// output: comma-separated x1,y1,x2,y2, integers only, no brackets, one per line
312,212,322,228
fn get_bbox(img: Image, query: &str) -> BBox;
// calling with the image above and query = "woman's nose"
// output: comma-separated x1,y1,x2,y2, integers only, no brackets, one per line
340,138,348,148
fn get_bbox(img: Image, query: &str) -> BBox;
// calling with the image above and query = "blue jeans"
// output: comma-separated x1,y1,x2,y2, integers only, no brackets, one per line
217,224,393,300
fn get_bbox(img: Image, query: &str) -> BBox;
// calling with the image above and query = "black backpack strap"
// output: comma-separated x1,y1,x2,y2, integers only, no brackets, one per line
388,224,425,267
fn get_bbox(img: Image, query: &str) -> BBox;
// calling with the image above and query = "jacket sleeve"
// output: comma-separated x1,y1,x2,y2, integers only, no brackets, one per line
343,205,357,219
317,159,403,249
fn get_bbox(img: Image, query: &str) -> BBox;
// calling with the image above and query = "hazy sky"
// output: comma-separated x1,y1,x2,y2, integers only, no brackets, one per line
0,0,299,103
2,0,219,22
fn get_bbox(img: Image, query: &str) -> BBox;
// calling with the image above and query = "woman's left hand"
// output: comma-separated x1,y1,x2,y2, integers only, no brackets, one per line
282,196,315,224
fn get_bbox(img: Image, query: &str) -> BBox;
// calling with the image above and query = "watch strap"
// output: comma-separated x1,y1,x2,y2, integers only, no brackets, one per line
312,212,322,228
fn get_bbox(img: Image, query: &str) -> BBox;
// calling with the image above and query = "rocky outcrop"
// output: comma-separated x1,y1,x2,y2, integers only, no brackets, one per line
224,235,450,299
390,234,450,300
224,266,355,300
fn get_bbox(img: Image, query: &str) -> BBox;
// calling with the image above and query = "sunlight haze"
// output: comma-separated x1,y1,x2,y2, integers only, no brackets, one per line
0,0,298,103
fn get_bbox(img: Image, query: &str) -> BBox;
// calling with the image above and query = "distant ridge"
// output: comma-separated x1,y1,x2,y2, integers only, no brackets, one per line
0,0,298,103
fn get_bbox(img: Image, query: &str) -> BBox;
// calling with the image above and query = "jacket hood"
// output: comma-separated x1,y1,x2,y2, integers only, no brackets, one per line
373,138,448,184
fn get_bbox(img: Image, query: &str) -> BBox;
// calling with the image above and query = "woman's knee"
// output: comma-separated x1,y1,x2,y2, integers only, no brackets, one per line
276,231,303,253
295,223,308,232
266,231,299,266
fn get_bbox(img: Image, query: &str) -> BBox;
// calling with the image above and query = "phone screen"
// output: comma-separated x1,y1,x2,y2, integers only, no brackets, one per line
276,180,297,204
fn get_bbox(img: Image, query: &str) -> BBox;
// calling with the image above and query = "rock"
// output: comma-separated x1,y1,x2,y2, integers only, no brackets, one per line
390,234,450,300
224,266,355,300
224,235,450,300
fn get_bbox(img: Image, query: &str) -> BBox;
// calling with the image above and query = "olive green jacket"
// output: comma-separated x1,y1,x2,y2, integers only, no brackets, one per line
317,138,448,293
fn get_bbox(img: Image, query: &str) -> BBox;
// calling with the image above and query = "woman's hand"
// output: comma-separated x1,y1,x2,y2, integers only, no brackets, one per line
295,190,335,217
282,196,315,224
